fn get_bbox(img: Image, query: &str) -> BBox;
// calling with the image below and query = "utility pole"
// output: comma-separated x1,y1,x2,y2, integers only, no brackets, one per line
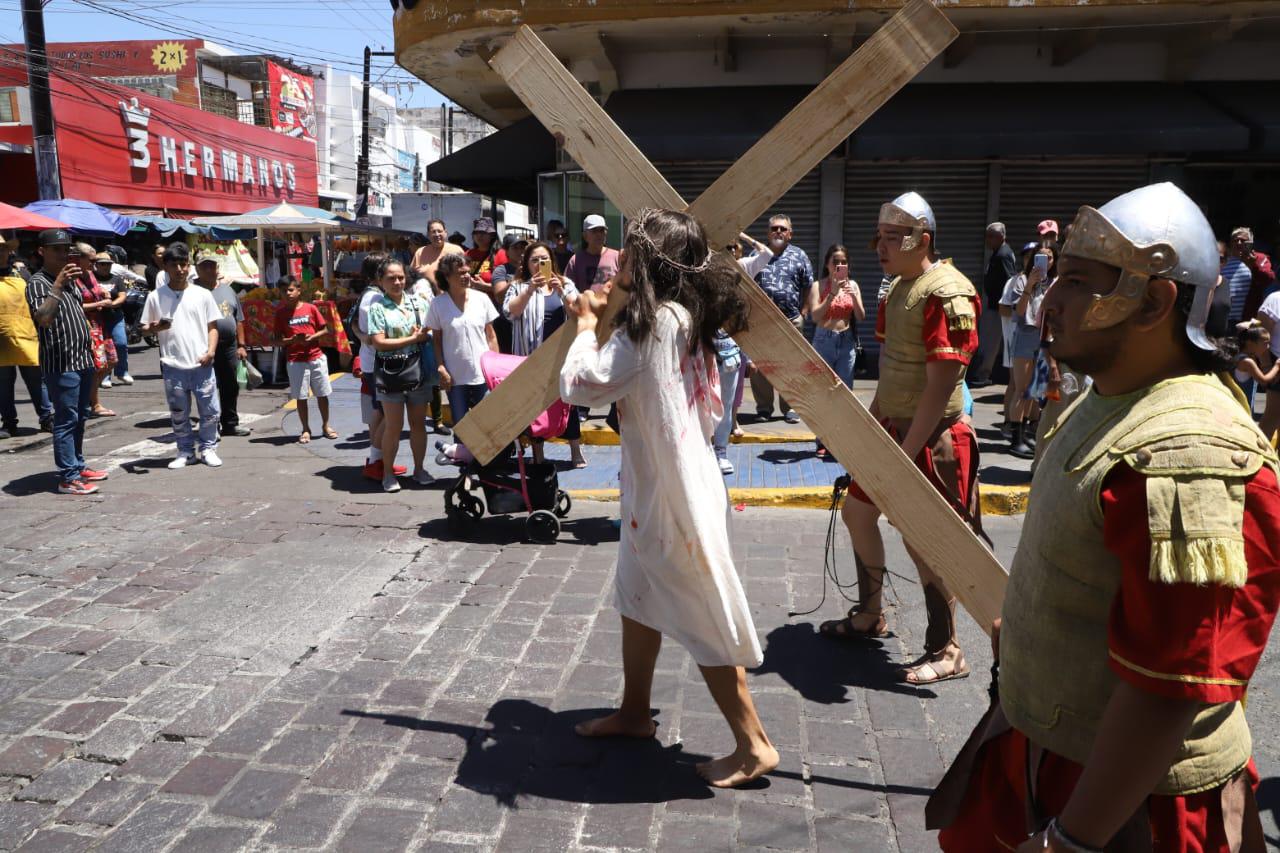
21,0,61,200
355,46,394,220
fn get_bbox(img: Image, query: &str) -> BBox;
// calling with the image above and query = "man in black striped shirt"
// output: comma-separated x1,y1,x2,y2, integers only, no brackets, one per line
25,229,108,495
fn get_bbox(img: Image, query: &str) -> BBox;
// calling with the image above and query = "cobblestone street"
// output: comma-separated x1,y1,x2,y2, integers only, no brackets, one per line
1,352,1279,851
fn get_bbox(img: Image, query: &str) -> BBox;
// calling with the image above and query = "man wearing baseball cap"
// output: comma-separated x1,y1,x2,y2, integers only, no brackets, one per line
564,213,621,296
24,229,108,494
1037,219,1060,243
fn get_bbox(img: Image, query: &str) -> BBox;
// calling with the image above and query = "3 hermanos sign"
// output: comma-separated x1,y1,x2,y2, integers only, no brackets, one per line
52,74,318,212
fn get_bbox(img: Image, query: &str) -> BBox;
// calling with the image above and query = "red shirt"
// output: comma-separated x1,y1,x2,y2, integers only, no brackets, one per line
874,293,981,365
466,247,495,284
273,301,326,363
1104,463,1280,704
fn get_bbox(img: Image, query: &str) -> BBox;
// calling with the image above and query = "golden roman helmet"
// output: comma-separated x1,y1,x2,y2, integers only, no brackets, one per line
1063,183,1220,350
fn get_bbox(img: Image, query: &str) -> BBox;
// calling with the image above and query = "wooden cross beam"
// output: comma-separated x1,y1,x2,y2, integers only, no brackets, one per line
453,0,1009,634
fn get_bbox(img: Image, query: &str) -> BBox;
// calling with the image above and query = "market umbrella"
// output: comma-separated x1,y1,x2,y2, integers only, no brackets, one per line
23,198,133,236
243,202,339,222
193,206,338,289
0,200,69,231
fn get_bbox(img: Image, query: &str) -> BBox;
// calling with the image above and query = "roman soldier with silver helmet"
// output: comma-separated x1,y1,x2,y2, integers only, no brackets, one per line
823,191,982,689
929,183,1280,852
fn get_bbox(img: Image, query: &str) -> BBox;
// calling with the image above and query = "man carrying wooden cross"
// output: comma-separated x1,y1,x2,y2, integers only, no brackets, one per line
929,183,1280,852
821,191,982,688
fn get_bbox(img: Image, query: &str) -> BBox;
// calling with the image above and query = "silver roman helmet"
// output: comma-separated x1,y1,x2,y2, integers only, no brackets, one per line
876,191,936,252
1062,182,1220,350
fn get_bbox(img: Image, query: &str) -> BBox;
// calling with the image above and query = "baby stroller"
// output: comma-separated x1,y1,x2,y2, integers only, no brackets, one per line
442,352,573,542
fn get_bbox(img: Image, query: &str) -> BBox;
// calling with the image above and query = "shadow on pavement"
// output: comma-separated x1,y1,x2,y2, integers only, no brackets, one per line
250,434,307,447
757,448,817,465
752,622,937,705
979,465,1033,486
345,698,935,810
134,416,172,429
1256,777,1280,847
344,700,712,808
417,515,621,547
3,471,60,496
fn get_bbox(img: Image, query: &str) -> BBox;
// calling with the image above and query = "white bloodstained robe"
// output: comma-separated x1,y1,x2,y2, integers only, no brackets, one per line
559,303,762,668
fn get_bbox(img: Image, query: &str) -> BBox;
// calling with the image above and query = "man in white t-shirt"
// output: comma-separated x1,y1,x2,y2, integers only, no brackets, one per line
141,243,223,469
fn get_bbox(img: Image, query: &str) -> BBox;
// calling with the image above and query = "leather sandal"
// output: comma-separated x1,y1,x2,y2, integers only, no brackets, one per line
819,606,889,641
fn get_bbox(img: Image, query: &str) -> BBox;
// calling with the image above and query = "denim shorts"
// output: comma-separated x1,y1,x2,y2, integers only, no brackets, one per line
1011,324,1041,361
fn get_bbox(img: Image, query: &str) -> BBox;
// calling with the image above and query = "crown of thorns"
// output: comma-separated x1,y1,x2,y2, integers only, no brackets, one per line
626,208,715,274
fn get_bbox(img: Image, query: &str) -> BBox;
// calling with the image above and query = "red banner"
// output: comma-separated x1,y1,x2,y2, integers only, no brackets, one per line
0,40,204,108
266,60,317,142
46,74,318,213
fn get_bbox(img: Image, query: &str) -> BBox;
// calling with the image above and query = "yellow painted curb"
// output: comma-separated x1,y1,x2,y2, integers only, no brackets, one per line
283,372,347,411
569,483,1032,515
981,484,1030,516
549,423,816,446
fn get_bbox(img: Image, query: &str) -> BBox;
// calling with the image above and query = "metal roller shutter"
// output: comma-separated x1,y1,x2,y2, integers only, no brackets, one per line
656,161,823,262
997,161,1151,251
843,162,991,357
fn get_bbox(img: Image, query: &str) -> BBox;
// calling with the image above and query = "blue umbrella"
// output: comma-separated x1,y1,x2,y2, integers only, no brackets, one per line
23,198,134,237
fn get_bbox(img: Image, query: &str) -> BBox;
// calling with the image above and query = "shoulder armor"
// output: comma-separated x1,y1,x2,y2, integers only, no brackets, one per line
1113,410,1275,479
905,267,977,332
1114,402,1272,590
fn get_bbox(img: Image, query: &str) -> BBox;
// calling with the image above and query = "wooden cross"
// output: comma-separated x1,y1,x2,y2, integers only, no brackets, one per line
453,0,1009,634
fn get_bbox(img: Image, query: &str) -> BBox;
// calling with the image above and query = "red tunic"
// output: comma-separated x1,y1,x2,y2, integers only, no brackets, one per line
851,293,980,508
939,463,1280,851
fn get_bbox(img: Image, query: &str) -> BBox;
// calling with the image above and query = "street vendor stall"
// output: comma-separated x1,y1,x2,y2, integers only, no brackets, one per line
193,202,338,290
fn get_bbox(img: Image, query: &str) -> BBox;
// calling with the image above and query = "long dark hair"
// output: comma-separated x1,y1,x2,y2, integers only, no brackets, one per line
614,209,747,355
822,243,849,279
517,241,559,283
1023,243,1058,278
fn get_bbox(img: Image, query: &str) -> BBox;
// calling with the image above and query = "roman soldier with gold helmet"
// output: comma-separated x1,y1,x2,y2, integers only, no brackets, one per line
928,182,1280,852
821,191,982,687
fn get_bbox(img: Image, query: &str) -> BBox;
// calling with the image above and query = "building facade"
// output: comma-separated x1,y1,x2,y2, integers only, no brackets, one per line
398,0,1280,351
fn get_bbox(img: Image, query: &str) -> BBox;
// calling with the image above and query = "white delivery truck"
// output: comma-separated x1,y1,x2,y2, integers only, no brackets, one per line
392,192,535,241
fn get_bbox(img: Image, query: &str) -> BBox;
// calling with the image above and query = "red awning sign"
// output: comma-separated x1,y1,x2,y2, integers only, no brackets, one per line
50,74,318,213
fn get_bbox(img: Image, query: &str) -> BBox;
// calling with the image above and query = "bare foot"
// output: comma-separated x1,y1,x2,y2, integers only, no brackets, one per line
574,711,656,739
696,742,779,788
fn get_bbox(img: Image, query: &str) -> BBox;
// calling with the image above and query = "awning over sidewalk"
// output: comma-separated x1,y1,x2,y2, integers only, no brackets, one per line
428,82,1252,200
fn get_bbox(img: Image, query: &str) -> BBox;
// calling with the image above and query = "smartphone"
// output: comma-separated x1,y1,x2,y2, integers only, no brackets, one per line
835,262,849,283
1033,254,1049,277
536,258,552,280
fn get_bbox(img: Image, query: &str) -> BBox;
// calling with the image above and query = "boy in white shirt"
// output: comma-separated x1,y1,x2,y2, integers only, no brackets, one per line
141,244,223,469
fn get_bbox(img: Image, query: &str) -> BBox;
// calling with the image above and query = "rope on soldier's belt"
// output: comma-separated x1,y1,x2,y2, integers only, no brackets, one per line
789,474,916,619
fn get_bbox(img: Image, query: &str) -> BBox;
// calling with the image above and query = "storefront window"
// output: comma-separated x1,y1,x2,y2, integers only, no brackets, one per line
538,170,623,249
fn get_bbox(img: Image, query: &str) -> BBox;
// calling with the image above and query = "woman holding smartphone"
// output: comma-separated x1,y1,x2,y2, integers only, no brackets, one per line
503,241,587,466
1007,245,1056,459
809,244,865,457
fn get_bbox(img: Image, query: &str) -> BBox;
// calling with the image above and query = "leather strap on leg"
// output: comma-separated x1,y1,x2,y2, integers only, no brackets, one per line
924,582,959,654
854,555,885,613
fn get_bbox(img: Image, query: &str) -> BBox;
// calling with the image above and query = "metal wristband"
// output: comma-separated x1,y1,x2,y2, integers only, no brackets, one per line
1047,818,1104,853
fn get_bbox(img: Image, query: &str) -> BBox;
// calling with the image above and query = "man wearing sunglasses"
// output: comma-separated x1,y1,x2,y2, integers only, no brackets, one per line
751,214,814,424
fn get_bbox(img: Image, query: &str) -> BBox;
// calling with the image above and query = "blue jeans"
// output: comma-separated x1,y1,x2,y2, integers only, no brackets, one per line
43,368,94,482
1,365,52,428
108,315,128,378
162,364,221,456
813,326,857,388
447,383,488,426
713,355,741,454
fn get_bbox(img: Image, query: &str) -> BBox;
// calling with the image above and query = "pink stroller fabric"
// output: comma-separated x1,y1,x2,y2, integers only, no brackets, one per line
479,351,571,441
